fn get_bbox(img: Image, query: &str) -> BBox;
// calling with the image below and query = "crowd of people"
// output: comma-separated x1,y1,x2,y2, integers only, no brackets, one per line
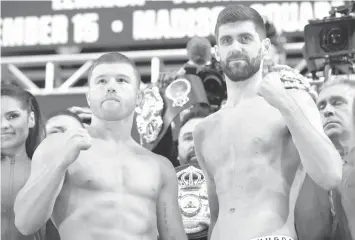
1,4,355,240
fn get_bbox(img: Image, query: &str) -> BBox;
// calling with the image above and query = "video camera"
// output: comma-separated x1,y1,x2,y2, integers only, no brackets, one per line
184,57,226,107
304,2,355,79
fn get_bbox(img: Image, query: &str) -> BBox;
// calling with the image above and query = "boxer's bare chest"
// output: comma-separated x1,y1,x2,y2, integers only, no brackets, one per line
64,140,161,198
202,98,300,195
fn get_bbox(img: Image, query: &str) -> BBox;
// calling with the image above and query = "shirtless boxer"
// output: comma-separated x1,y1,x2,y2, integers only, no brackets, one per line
192,5,343,240
13,52,187,240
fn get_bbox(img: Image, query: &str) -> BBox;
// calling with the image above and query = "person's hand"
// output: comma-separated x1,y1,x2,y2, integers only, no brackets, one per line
62,128,92,166
257,70,289,109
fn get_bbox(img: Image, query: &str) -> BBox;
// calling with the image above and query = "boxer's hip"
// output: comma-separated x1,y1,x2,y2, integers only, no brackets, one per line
250,236,294,240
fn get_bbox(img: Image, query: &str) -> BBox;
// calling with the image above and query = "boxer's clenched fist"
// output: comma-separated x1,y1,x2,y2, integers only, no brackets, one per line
257,71,289,109
62,128,92,166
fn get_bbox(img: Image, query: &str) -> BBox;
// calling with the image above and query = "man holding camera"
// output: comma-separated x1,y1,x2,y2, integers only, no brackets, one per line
193,5,343,240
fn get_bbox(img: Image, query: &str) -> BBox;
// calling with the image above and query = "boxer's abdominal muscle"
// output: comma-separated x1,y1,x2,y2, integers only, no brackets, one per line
52,143,162,240
199,98,302,240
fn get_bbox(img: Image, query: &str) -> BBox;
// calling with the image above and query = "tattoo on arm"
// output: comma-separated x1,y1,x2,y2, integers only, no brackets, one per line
162,201,177,240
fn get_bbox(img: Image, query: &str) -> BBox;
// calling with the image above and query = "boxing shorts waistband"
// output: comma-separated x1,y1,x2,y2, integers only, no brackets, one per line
250,236,294,240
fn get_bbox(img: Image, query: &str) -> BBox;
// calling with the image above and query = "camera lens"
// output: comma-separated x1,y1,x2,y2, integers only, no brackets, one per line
203,75,222,93
320,25,348,52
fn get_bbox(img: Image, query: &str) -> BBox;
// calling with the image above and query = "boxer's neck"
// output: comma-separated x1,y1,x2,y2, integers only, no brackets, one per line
225,69,262,107
89,113,133,142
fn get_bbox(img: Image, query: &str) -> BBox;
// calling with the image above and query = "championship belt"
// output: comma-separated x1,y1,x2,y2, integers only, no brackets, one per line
269,65,318,101
176,163,210,238
135,86,164,145
134,74,209,150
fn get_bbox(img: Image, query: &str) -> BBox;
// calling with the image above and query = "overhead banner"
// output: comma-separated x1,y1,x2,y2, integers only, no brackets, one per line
0,0,344,54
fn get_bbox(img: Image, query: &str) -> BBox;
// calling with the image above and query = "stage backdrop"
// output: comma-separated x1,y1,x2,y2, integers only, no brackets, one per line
1,0,344,55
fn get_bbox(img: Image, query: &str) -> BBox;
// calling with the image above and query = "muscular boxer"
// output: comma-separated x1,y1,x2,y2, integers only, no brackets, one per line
13,52,187,240
193,5,343,240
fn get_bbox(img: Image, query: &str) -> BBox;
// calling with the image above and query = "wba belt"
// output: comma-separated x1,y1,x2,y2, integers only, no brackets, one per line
250,236,294,240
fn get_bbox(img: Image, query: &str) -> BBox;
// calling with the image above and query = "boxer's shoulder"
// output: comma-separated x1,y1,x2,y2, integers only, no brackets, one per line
193,111,222,137
134,144,176,180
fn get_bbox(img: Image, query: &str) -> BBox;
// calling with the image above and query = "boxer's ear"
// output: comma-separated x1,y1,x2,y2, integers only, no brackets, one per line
261,38,271,58
213,45,220,62
86,92,91,107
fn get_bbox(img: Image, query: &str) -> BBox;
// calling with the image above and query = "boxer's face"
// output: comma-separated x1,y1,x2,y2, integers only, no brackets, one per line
46,115,83,135
1,96,34,151
87,62,139,121
216,21,270,82
317,84,355,141
178,118,203,165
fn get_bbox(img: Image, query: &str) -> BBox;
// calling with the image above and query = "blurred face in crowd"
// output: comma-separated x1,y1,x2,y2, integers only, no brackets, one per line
317,84,355,143
178,118,204,165
1,96,34,152
87,63,139,121
216,21,270,82
46,115,83,135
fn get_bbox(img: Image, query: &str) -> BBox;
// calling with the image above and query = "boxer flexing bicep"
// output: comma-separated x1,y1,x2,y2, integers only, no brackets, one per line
14,128,91,234
275,88,342,190
156,157,187,240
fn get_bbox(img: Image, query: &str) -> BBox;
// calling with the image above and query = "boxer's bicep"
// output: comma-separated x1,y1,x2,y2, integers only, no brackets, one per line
156,158,187,240
14,135,67,235
286,89,342,189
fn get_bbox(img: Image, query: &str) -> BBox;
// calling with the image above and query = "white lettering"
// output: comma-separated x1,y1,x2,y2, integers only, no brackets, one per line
24,17,39,46
133,7,221,40
156,9,171,39
298,2,313,31
0,15,69,47
51,15,69,44
195,7,211,37
51,0,145,11
72,13,99,44
38,15,52,45
133,10,156,40
172,0,231,4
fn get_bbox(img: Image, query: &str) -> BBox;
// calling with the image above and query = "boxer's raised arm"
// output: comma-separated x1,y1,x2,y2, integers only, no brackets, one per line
193,126,219,240
14,134,70,235
280,89,342,190
156,157,187,240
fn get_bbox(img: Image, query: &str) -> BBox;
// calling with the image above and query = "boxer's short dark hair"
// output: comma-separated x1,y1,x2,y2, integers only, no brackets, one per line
215,5,266,42
88,52,141,87
47,109,84,127
180,106,211,129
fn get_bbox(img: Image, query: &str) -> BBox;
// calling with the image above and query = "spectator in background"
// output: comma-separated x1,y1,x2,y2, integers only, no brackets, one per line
160,36,213,90
46,109,84,135
1,84,46,240
319,79,355,240
295,79,355,240
175,106,211,240
177,107,211,166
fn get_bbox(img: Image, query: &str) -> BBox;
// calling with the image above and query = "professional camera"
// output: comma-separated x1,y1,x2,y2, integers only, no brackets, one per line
304,2,355,61
184,57,226,107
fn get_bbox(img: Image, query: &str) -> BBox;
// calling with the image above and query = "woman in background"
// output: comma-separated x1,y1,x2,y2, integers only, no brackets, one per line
1,84,46,240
